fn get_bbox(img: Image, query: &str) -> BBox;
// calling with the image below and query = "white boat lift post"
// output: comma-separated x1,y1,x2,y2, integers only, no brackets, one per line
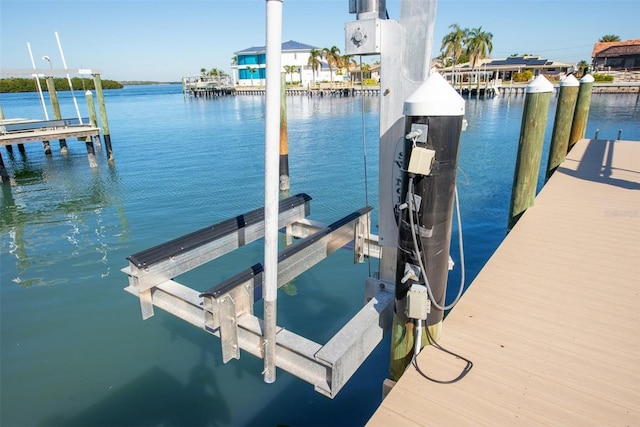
263,0,283,384
26,42,49,121
55,32,83,123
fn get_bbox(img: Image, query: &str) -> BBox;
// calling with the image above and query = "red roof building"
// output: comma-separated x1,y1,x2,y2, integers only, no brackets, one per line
592,39,640,71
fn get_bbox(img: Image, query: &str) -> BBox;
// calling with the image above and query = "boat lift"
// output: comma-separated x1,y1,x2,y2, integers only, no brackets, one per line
122,0,455,398
122,193,392,398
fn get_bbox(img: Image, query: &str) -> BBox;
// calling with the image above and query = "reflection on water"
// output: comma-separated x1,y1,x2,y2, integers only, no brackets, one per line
1,158,128,287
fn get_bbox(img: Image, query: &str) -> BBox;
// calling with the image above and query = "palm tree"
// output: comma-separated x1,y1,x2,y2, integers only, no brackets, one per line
283,65,293,84
465,26,493,88
599,34,621,42
335,54,357,84
323,46,342,86
200,68,207,76
246,66,257,86
362,63,371,80
231,55,238,66
291,65,300,85
441,24,468,89
307,48,322,85
577,60,590,77
283,65,299,84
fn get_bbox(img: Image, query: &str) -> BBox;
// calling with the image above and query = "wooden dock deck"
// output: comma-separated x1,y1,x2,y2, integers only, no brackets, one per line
0,118,100,146
367,138,639,426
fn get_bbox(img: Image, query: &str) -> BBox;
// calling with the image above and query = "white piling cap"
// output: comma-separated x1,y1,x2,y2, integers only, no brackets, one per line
526,74,554,93
560,74,579,87
580,73,595,83
403,72,465,117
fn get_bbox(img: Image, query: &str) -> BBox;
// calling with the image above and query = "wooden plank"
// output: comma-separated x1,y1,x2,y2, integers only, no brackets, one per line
368,139,640,426
0,126,100,145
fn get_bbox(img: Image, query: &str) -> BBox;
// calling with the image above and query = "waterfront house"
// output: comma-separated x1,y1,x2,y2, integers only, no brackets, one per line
231,40,334,87
438,55,573,85
592,39,640,72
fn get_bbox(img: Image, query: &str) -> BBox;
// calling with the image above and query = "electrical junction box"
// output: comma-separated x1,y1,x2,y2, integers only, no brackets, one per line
408,146,436,176
345,19,382,55
406,284,430,320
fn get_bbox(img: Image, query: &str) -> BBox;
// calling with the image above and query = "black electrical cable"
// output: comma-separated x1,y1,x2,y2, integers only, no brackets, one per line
405,176,473,384
412,316,473,384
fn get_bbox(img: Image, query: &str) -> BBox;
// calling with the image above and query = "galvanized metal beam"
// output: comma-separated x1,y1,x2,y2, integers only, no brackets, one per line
123,194,312,318
123,203,392,398
124,275,394,398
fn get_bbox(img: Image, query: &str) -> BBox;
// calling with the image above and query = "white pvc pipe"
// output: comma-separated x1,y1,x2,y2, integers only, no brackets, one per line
27,42,49,120
55,32,83,123
263,0,283,384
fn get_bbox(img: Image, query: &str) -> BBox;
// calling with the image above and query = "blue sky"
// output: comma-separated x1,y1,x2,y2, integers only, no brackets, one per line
1,0,638,82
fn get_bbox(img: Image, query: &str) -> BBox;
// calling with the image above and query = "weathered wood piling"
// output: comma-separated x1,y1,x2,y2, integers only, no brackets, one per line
567,74,595,152
508,75,553,230
93,74,113,161
44,76,68,154
279,73,290,192
546,74,579,180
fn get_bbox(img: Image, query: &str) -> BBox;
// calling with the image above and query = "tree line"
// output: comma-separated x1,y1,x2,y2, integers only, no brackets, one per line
0,77,123,93
439,24,494,69
439,25,622,74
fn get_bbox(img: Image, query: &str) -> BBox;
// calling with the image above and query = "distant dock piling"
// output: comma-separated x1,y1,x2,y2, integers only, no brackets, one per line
85,90,100,144
567,74,595,153
279,73,290,192
92,74,113,161
0,151,9,183
45,76,69,154
546,74,579,180
508,75,554,230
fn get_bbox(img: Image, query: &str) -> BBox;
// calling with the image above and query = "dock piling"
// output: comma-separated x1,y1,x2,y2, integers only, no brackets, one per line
390,73,465,380
508,75,554,230
85,90,101,145
279,73,290,192
43,140,52,155
0,103,10,156
92,74,113,161
567,74,594,152
44,76,68,154
0,152,9,183
85,138,97,168
546,74,579,180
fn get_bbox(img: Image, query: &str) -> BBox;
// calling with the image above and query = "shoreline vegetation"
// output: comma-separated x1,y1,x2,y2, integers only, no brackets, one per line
0,77,124,93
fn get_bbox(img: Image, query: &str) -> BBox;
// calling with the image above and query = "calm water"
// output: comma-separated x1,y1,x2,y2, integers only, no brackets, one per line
1,84,638,427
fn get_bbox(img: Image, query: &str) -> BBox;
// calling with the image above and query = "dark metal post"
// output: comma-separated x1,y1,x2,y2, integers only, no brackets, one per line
0,151,10,183
389,73,465,380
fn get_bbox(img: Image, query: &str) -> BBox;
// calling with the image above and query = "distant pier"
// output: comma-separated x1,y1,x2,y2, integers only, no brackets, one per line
0,117,99,145
495,81,640,95
182,76,381,98
0,69,113,183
